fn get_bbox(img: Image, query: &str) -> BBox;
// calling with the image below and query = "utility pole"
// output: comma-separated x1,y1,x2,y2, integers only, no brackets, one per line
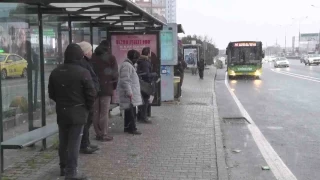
150,0,153,14
285,27,287,54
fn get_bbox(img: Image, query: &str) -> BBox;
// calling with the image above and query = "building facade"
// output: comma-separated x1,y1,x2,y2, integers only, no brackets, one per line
166,0,176,23
133,0,176,23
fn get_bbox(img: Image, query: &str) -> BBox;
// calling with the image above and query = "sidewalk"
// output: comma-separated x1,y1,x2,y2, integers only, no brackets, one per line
2,67,219,180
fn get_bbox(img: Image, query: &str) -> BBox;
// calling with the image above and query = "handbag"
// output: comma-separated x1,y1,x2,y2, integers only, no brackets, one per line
139,79,154,96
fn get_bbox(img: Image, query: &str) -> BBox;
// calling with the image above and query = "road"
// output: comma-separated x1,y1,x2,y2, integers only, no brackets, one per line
224,60,320,180
1,68,52,110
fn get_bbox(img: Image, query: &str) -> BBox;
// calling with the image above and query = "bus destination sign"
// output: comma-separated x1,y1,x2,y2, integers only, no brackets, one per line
234,42,257,47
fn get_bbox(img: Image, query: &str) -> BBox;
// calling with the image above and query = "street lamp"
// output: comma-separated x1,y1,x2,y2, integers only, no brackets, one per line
311,5,320,52
277,24,293,53
292,16,308,52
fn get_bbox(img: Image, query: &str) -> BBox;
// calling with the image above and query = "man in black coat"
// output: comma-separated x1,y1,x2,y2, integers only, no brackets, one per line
198,58,205,79
48,44,96,180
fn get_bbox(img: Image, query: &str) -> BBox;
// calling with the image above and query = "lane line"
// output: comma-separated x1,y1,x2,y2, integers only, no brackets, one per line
225,72,297,180
272,69,320,80
271,69,320,83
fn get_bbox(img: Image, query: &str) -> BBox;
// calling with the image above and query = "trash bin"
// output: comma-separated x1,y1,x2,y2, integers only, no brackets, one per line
174,76,181,98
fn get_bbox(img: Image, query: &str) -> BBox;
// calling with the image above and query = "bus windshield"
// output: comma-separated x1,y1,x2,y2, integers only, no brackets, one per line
230,47,261,63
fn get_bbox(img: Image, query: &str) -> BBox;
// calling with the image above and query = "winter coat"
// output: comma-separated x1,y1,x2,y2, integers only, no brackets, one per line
78,56,100,93
48,44,97,125
137,55,153,83
198,60,205,70
117,59,142,110
91,46,119,96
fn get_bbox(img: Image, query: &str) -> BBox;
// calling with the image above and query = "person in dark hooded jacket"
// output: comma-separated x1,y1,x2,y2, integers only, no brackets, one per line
48,43,96,180
91,40,119,141
136,47,157,123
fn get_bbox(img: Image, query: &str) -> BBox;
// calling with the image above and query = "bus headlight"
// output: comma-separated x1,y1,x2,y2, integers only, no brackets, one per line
230,70,236,76
255,70,261,76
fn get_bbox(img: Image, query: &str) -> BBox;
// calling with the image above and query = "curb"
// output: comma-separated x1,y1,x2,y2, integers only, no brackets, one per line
212,67,229,180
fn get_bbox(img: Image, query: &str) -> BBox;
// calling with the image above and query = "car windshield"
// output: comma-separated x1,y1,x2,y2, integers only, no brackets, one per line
0,55,6,62
276,58,287,61
309,54,320,57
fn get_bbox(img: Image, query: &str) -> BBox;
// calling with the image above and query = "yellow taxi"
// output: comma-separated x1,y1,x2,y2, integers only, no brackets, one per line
0,53,28,79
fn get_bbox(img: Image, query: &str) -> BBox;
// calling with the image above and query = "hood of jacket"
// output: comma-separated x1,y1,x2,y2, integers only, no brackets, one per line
94,45,108,56
64,44,84,64
139,55,150,61
93,45,114,65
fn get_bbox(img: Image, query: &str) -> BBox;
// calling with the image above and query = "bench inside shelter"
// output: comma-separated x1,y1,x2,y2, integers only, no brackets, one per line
0,123,58,172
0,104,119,172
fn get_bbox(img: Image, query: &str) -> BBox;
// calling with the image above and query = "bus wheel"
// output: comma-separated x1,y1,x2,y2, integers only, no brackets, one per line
255,76,260,80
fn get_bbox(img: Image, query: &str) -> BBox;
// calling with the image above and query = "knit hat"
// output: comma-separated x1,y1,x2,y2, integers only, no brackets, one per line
77,41,92,54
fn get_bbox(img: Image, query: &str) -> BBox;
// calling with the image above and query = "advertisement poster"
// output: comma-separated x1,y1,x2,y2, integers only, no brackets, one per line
111,34,158,67
111,34,158,104
184,48,198,67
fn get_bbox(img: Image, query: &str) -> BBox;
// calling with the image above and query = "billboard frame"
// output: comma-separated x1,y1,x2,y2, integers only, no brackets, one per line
107,31,162,106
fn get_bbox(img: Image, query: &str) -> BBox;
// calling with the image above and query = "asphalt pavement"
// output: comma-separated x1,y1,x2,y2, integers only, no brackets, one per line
1,68,52,110
217,59,320,180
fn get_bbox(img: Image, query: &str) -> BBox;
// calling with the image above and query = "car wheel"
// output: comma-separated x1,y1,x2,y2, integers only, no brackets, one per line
1,69,7,80
21,68,27,78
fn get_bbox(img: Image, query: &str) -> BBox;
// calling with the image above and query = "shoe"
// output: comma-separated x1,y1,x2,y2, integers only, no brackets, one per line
80,146,98,154
138,119,152,124
60,168,66,176
96,135,113,142
128,130,142,135
65,169,88,180
89,144,99,149
65,173,88,180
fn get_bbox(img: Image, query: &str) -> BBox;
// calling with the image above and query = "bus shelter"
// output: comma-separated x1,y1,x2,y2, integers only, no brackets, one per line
0,0,165,172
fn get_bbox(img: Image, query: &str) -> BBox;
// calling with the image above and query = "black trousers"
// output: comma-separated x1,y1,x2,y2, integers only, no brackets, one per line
138,93,150,121
124,105,137,132
58,123,84,174
80,111,93,148
199,69,204,78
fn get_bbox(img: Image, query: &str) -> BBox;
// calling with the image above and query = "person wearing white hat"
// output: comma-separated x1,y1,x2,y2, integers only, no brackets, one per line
77,41,101,154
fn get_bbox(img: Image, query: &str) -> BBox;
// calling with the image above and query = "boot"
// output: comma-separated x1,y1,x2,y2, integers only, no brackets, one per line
65,169,88,180
60,168,66,176
80,146,99,154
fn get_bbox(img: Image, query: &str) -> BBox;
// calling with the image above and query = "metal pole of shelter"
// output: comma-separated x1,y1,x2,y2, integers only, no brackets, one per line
90,21,93,49
0,39,3,174
57,24,62,65
68,14,72,44
38,4,47,149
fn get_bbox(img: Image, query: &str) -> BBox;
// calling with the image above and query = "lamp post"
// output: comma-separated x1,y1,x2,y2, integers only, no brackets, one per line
278,24,292,54
311,5,320,52
292,16,308,44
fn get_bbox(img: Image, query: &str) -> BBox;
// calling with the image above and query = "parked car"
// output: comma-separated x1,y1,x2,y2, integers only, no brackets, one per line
274,57,289,68
304,54,320,66
0,53,28,79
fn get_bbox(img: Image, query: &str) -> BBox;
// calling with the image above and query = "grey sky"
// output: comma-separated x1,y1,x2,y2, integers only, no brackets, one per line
177,0,320,49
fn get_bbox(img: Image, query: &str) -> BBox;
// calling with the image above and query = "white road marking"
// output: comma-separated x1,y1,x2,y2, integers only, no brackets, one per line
271,69,320,83
267,126,284,130
225,72,297,180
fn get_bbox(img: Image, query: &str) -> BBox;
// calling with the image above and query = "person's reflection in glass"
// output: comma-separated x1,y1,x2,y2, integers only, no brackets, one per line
13,28,39,112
